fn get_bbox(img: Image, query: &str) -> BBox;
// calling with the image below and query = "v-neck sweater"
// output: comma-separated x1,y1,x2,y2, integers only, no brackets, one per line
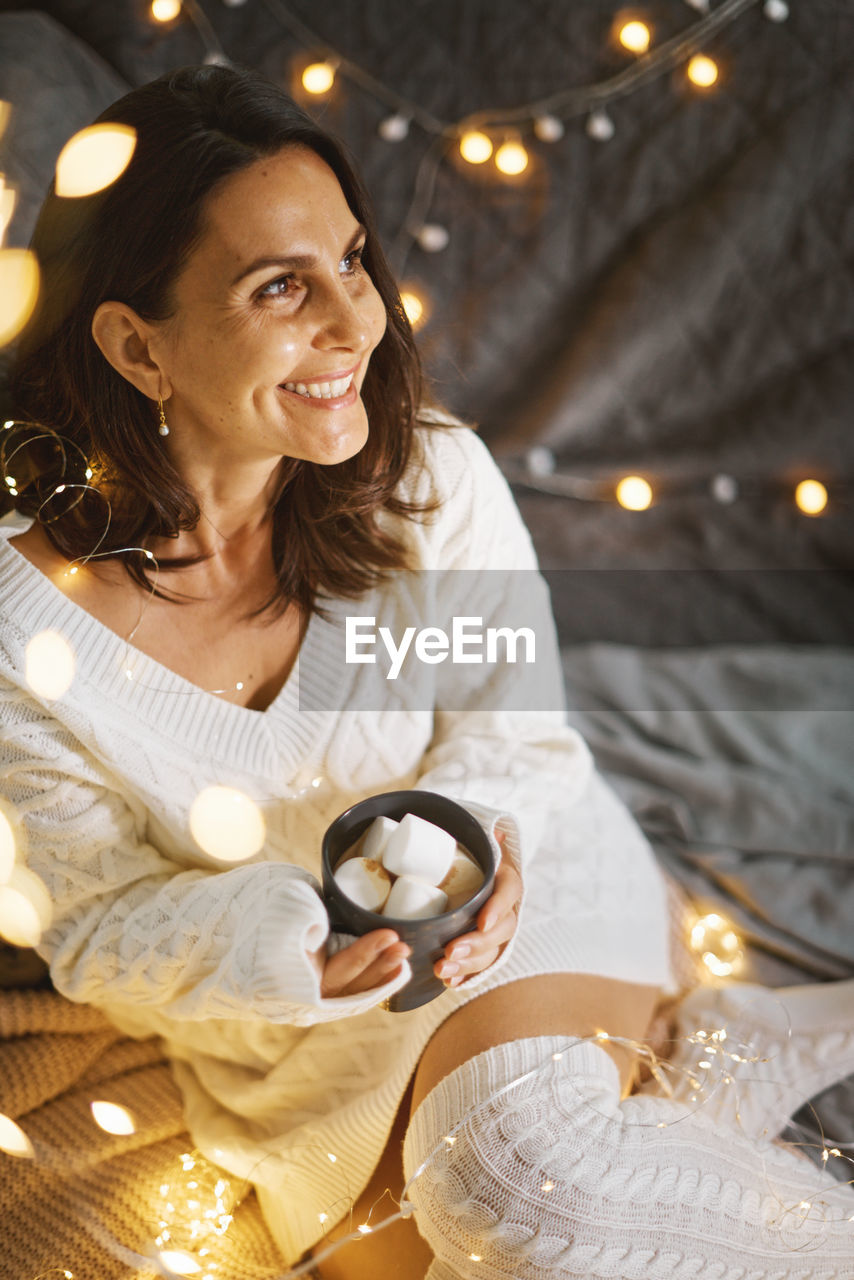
0,423,672,1263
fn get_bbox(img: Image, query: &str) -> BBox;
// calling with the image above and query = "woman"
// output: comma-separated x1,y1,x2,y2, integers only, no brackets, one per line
2,66,853,1279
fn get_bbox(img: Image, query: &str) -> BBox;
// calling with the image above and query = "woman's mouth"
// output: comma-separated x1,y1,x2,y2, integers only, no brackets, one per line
281,371,355,399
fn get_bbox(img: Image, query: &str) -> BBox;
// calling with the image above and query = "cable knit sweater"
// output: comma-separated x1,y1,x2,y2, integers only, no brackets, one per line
0,423,672,1263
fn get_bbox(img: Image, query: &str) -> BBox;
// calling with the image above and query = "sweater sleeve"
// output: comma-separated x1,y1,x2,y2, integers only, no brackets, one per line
409,427,593,983
0,684,410,1025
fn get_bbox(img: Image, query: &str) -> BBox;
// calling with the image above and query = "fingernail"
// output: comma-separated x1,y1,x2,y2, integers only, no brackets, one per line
449,975,463,987
450,945,470,961
482,913,495,932
439,963,459,979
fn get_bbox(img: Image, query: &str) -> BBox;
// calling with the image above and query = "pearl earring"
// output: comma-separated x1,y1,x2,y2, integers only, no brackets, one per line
158,397,170,437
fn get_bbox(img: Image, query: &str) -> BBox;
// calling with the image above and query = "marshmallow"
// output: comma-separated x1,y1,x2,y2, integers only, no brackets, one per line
334,857,392,913
439,847,484,903
362,815,399,861
382,813,456,886
383,875,448,921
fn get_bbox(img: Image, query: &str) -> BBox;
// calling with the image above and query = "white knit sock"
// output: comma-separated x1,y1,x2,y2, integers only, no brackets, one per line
403,1035,854,1280
655,978,854,1142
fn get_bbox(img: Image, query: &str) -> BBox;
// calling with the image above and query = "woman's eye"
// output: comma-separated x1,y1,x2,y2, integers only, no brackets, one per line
258,275,297,300
340,246,366,275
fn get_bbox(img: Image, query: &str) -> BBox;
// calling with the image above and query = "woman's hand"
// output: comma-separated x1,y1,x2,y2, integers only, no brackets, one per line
434,834,522,988
315,929,411,998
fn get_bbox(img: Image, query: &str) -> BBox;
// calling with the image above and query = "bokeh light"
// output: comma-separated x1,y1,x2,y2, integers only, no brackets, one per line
794,478,828,516
690,912,743,978
189,786,266,862
0,803,17,884
615,475,653,510
158,1251,202,1277
687,54,719,87
0,866,52,947
0,1113,35,1159
0,248,40,347
301,62,335,94
459,130,493,164
55,123,137,199
495,140,529,175
0,175,16,244
151,0,182,20
619,21,651,53
25,629,76,700
90,1100,137,1135
0,101,10,143
399,290,425,328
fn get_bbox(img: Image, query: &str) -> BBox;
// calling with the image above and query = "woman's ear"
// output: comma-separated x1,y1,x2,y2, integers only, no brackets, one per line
91,301,171,401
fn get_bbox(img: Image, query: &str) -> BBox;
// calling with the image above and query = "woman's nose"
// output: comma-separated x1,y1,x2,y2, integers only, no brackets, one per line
313,277,370,352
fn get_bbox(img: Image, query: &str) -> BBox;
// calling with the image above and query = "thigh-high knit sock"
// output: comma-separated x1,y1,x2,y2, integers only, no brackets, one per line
650,978,854,1144
403,1029,854,1279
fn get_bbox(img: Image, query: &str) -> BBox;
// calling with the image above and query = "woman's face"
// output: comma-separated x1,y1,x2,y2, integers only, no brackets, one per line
149,145,388,468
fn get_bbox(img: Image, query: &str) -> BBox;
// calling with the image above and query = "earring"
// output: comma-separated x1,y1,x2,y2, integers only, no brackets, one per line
157,397,170,437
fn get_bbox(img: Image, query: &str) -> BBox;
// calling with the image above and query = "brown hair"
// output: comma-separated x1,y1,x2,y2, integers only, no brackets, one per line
7,64,438,617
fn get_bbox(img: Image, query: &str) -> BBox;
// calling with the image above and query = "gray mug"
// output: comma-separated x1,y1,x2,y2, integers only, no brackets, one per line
321,789,496,1012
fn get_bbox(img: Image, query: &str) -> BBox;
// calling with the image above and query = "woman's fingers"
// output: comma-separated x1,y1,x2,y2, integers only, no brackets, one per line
434,850,523,986
320,929,410,998
477,857,522,933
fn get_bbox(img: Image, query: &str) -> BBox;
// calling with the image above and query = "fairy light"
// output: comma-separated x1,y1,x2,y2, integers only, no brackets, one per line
495,139,529,176
399,289,426,328
619,21,652,54
0,174,16,243
188,786,266,862
586,108,616,141
158,1252,202,1276
764,0,789,19
0,866,52,946
326,1151,337,1162
55,124,137,198
689,912,743,977
533,114,565,142
0,1112,35,1158
794,478,828,515
0,100,10,142
615,475,653,510
416,224,450,253
378,113,410,142
687,54,719,87
25,629,76,700
0,805,16,884
90,1100,137,1135
151,0,182,21
0,247,40,347
459,130,493,165
301,62,336,95
357,1223,372,1234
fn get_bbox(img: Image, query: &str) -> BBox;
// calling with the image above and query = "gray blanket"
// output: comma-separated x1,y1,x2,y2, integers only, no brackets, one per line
562,642,854,1156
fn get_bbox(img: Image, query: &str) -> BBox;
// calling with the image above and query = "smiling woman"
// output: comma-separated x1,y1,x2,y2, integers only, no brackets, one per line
3,63,853,1280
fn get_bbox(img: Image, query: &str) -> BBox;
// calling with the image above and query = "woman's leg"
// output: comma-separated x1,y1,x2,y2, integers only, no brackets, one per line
311,972,662,1279
404,979,854,1280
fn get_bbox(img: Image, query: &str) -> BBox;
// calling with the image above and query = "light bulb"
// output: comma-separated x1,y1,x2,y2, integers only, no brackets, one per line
794,478,828,515
0,1113,34,1158
416,224,450,253
533,114,564,142
25,628,76,699
586,109,615,142
763,0,789,20
302,62,335,95
710,473,738,504
459,130,493,164
0,248,39,348
619,21,651,54
90,1100,137,1135
615,475,653,510
526,446,556,477
151,0,182,20
378,113,410,142
495,140,529,176
399,290,425,328
690,912,743,977
55,124,137,198
189,786,266,862
687,54,719,87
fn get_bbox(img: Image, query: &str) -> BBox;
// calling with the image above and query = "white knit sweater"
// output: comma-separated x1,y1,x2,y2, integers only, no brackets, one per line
0,424,672,1263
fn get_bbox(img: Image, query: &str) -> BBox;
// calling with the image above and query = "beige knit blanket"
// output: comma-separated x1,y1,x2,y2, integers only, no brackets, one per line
0,989,288,1280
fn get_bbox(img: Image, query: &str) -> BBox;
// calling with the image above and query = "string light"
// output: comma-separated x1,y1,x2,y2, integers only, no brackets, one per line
188,786,266,862
533,114,565,142
90,1100,137,1135
615,475,653,510
687,53,719,87
586,108,616,141
494,138,529,176
158,1251,202,1276
0,247,40,347
619,21,652,54
0,173,17,243
378,113,410,142
399,289,426,328
25,629,76,700
415,223,450,253
0,865,52,946
763,0,789,20
459,130,493,165
55,124,137,198
794,478,828,516
0,100,10,143
0,1112,35,1158
689,912,744,978
151,0,182,21
0,805,16,884
301,61,336,95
